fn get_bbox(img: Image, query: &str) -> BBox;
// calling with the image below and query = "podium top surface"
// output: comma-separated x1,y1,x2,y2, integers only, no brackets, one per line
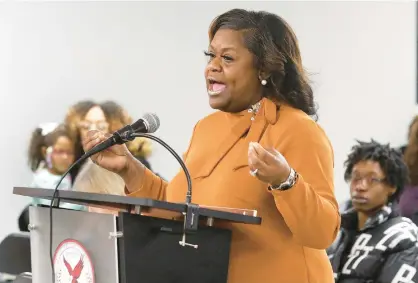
13,187,261,225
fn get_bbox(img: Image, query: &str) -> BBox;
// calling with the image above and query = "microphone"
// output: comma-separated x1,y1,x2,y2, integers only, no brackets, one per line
84,113,160,158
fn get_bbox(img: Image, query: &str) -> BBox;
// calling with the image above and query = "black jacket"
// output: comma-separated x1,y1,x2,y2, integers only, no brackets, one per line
327,203,418,283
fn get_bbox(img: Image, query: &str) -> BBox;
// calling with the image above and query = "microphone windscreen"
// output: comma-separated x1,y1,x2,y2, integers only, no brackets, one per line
142,113,160,133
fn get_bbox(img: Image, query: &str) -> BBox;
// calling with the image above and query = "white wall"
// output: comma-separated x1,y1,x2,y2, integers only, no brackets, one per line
0,1,416,240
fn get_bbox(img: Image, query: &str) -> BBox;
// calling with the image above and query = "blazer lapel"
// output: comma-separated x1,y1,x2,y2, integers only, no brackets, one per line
194,111,252,179
193,98,279,178
233,99,278,171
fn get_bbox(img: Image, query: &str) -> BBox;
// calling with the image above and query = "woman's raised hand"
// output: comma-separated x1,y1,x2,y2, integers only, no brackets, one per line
82,130,131,174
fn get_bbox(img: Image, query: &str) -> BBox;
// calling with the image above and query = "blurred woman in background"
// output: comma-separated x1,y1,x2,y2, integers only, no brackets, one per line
64,100,154,196
399,116,418,224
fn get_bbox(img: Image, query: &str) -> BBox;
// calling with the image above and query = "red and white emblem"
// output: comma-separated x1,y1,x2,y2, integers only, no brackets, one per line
53,239,95,283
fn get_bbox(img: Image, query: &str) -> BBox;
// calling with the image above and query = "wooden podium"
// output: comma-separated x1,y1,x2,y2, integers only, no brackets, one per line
13,187,261,283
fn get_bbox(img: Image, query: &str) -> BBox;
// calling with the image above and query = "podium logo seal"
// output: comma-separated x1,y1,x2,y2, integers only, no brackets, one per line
53,239,95,283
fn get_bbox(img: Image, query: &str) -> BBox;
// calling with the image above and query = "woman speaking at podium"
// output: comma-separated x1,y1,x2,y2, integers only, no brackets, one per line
83,8,340,283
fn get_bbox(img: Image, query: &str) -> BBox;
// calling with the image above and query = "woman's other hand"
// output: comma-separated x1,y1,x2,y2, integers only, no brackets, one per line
248,142,291,186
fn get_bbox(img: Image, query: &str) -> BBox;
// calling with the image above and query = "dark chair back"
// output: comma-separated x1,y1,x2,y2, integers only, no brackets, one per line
18,205,30,232
0,233,31,276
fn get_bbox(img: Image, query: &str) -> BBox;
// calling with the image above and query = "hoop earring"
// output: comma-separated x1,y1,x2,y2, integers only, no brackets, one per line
261,79,267,86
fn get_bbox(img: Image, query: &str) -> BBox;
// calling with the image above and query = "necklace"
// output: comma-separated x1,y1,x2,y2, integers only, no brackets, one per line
248,101,261,121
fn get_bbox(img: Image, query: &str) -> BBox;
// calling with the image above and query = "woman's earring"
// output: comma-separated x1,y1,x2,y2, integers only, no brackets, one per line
45,147,53,169
261,79,267,86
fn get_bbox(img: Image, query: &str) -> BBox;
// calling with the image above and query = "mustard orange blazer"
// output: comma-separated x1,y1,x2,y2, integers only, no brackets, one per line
127,98,340,283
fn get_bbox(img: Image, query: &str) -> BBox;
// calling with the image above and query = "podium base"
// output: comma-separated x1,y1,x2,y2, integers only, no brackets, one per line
118,213,231,283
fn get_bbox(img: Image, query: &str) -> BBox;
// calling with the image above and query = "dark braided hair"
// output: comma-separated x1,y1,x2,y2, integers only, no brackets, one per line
344,139,409,202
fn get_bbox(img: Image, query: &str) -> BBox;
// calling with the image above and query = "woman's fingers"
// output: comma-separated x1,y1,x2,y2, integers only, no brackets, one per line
248,143,268,171
83,130,107,151
251,142,278,165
